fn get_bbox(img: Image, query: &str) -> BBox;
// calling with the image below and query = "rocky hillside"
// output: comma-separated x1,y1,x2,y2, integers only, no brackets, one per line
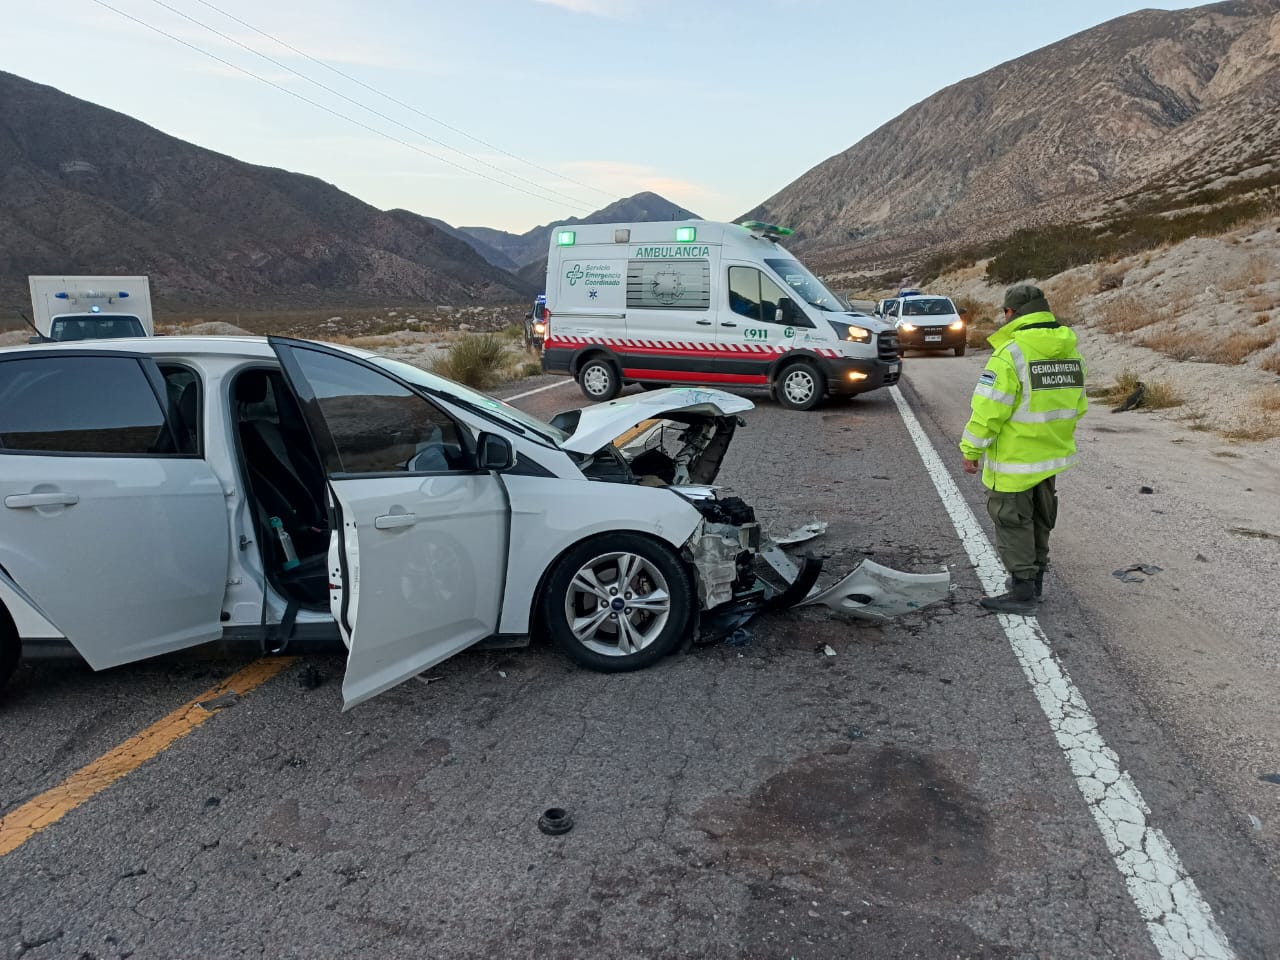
746,0,1280,273
461,191,701,269
0,71,534,308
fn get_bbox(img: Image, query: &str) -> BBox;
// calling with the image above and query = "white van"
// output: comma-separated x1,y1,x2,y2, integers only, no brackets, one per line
28,276,154,342
542,221,902,410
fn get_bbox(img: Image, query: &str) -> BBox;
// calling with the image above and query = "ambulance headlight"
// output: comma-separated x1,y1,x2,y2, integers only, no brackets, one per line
827,320,872,343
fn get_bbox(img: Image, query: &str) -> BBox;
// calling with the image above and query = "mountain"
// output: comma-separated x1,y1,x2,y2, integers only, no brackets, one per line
0,71,534,308
461,191,701,269
744,0,1280,274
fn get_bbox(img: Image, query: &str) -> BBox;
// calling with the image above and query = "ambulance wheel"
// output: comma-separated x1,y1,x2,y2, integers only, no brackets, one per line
776,361,825,411
541,533,693,673
578,358,622,401
954,344,967,357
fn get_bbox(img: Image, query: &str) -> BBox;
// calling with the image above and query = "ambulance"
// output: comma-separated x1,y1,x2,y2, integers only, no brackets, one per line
28,276,154,342
541,221,901,410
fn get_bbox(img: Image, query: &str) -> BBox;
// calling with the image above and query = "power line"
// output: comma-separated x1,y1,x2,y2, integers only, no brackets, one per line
89,0,594,212
143,0,594,210
191,0,616,201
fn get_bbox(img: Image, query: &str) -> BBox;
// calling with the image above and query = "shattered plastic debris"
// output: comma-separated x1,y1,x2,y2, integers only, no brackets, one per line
724,627,753,648
1112,563,1163,583
296,664,324,690
198,692,240,711
821,644,837,657
1139,486,1155,495
1260,773,1280,785
772,521,829,546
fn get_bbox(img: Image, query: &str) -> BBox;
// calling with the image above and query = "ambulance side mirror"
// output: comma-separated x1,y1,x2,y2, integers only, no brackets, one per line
776,297,796,325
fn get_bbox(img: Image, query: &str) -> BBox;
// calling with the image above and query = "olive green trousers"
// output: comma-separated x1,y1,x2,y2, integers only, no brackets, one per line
986,476,1058,581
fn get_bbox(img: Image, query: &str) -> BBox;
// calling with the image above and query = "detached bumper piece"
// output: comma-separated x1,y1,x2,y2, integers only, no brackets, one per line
696,524,951,643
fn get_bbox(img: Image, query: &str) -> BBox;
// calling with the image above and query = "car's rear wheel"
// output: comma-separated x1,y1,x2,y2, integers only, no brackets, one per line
578,358,622,401
541,534,693,672
776,361,825,411
0,603,20,692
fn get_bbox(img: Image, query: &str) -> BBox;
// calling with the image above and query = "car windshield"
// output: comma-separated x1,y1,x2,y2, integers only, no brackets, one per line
901,298,956,317
49,315,146,341
763,258,844,312
369,357,568,446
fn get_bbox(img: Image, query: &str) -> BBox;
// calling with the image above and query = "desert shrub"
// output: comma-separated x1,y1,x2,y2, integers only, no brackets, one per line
1097,296,1163,334
500,323,526,341
1137,329,1202,361
1095,369,1183,410
430,333,509,388
1201,330,1277,365
1255,314,1272,325
1262,352,1280,374
519,361,543,378
952,294,997,325
1095,264,1127,292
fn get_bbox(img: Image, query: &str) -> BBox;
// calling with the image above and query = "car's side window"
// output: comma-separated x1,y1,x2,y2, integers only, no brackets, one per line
886,300,900,317
287,348,468,475
159,365,202,456
0,355,172,456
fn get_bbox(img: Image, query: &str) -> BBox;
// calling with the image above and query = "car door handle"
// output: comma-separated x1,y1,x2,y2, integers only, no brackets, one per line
5,492,80,509
695,319,712,325
374,512,418,530
720,322,738,328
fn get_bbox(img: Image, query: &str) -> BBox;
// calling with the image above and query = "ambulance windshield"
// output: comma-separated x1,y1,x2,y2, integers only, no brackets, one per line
764,259,843,312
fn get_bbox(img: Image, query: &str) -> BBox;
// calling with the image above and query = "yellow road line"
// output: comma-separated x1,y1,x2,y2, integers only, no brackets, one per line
0,656,295,857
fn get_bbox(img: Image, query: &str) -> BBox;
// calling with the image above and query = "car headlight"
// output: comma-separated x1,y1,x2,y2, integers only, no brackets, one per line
533,322,546,334
948,319,964,331
899,322,917,332
826,320,872,343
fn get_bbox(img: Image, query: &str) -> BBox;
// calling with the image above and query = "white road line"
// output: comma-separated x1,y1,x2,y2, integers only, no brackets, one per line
501,379,576,402
888,385,1236,960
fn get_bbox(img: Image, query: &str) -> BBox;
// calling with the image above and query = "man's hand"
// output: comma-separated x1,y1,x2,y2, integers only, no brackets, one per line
962,458,979,475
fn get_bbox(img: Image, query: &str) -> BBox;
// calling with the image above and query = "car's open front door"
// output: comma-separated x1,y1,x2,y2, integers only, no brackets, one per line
269,339,507,709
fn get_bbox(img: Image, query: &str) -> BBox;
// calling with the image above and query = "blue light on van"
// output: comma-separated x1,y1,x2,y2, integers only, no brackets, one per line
118,291,130,297
55,292,69,299
91,305,102,313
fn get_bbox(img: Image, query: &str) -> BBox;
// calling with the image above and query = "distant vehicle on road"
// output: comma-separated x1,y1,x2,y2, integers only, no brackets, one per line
27,276,154,343
524,294,547,349
877,293,966,356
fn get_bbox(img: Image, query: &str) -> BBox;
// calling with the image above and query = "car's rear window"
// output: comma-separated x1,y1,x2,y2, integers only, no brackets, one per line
0,355,169,455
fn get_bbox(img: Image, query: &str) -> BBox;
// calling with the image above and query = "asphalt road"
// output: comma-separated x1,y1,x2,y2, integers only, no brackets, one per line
1,364,1277,959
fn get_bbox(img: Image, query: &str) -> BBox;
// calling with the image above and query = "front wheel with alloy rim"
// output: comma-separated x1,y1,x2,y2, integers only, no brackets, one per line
577,358,622,401
776,361,826,411
541,534,693,672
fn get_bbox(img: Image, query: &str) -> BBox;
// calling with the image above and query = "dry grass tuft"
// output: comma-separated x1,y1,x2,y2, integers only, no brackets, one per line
430,333,510,388
1223,403,1280,441
1203,330,1277,365
1097,296,1164,335
1095,368,1183,410
1094,264,1128,292
1262,352,1280,374
1255,313,1272,325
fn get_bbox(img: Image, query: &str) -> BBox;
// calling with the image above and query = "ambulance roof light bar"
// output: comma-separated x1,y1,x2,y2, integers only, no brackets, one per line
739,219,794,243
54,290,131,301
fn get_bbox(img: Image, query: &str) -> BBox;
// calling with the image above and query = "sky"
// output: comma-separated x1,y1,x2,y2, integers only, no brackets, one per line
7,0,1208,234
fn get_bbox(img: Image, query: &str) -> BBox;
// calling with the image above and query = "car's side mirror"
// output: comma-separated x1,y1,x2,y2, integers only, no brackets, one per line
525,312,533,320
28,335,52,344
477,432,516,472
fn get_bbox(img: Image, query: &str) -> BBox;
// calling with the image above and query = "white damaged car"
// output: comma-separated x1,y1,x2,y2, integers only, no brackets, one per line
0,337,949,708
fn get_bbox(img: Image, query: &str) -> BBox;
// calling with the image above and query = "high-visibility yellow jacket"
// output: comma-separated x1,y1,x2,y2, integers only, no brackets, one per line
959,311,1087,492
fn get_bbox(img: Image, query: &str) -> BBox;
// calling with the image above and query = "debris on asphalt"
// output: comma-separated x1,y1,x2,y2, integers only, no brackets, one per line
412,673,444,685
203,796,221,809
1260,773,1280,785
538,807,574,836
296,664,324,689
821,644,837,657
197,691,240,711
724,627,753,648
848,726,864,740
1248,814,1263,833
772,521,828,545
498,670,508,679
1112,563,1164,583
1195,553,1209,562
1139,485,1155,495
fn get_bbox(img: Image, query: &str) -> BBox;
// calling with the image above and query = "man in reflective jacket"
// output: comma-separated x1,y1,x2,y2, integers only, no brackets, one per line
959,284,1087,614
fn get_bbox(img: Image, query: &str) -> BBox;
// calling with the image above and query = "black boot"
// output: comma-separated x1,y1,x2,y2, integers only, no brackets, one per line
982,578,1037,614
1005,572,1044,601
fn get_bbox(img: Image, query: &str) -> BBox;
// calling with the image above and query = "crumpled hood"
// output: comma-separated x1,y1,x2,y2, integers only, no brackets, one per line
988,311,1080,359
555,387,754,455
